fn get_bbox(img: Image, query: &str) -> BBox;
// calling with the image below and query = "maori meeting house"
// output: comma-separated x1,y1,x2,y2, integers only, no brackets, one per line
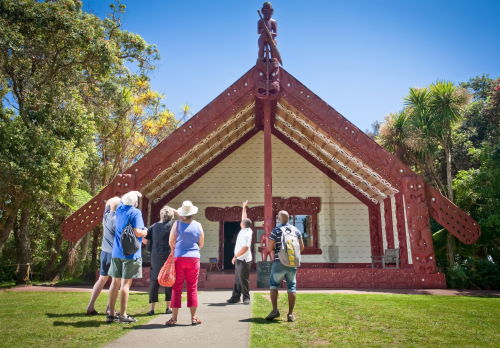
62,7,480,289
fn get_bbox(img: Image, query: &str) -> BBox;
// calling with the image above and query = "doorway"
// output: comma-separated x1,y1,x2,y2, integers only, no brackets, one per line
223,221,240,270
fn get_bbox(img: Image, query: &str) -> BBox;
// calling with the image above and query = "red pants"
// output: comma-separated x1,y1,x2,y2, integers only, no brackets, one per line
171,257,200,308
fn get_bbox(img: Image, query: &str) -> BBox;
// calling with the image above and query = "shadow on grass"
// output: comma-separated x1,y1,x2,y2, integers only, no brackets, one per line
239,317,279,325
46,312,88,318
53,320,105,328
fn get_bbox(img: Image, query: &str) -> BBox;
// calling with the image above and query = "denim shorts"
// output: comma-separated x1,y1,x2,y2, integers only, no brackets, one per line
99,251,112,276
269,261,297,293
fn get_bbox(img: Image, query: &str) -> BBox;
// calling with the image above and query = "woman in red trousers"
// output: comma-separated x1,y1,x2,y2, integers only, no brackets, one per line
166,200,204,326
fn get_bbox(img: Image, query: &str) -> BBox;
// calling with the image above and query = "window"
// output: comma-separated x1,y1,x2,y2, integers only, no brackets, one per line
275,209,321,254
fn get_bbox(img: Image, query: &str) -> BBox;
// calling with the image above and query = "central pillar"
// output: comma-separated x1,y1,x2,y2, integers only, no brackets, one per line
263,101,273,234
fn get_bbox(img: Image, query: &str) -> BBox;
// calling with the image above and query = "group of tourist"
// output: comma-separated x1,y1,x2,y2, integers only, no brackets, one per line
85,190,304,325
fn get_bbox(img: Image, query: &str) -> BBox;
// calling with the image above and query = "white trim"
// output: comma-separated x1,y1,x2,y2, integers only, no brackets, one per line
402,194,413,264
390,194,399,249
380,201,387,251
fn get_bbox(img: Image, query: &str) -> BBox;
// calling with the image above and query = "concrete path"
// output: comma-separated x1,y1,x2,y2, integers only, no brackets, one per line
105,291,251,348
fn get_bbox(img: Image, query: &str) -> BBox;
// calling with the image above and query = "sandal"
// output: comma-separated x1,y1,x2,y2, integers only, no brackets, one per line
165,318,177,326
86,309,99,316
191,317,202,326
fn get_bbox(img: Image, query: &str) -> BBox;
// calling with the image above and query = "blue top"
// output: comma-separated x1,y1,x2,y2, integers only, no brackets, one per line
112,203,145,260
174,221,201,258
101,206,116,254
270,223,302,262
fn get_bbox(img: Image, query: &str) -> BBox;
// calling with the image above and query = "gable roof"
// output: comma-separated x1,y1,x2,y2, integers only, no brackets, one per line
62,65,480,245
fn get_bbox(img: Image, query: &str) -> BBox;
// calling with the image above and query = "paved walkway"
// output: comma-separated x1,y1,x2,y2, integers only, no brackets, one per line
105,291,251,348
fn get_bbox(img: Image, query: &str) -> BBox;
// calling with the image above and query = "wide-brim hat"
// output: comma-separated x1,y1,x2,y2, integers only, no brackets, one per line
177,200,199,217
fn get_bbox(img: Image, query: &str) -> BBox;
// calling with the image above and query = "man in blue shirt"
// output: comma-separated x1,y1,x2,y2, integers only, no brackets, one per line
107,191,148,324
266,210,304,322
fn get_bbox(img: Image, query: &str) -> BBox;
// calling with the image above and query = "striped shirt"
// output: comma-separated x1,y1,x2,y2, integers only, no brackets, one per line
269,223,302,262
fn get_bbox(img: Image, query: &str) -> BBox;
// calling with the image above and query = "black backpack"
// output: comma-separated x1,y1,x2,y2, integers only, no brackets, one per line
121,224,141,257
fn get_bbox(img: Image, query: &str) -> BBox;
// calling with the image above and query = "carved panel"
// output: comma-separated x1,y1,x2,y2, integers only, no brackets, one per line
205,206,265,222
425,184,480,245
62,173,137,242
368,205,383,260
271,196,321,215
402,175,437,274
255,58,280,100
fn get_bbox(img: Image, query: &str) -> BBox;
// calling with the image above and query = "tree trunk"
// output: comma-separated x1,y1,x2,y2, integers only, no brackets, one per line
0,211,17,253
444,141,455,267
49,239,83,281
15,208,32,285
87,226,101,281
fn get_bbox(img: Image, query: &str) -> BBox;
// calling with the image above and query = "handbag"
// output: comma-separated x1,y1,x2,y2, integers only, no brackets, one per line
158,252,176,287
121,224,141,257
158,221,178,287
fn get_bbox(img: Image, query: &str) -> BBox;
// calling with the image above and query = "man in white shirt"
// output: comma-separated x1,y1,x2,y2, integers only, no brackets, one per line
227,200,253,304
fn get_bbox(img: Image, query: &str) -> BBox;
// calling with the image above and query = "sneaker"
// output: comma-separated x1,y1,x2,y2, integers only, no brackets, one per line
287,314,295,322
106,315,118,324
146,310,155,316
265,309,280,321
226,297,240,304
165,308,172,314
119,314,137,323
243,298,250,305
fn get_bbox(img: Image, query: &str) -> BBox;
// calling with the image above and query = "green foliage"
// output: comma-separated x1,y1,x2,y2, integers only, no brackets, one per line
446,259,500,290
0,0,174,283
378,76,499,288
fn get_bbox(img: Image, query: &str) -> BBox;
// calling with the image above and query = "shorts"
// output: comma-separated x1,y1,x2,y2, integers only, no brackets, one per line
109,257,143,279
99,251,112,276
269,261,297,293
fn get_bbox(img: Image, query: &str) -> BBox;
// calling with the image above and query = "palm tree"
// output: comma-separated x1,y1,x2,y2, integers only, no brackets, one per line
402,82,470,265
428,81,471,201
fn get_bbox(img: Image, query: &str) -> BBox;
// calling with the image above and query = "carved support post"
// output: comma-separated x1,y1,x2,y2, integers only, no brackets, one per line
263,101,273,235
401,175,437,274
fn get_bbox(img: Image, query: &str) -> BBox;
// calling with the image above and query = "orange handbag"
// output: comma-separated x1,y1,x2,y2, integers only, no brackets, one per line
158,252,176,287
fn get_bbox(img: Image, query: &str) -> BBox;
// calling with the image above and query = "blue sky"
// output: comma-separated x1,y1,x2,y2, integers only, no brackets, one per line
83,0,500,131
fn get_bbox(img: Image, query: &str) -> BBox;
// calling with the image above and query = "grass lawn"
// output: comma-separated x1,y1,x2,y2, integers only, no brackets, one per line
251,293,500,347
0,291,160,348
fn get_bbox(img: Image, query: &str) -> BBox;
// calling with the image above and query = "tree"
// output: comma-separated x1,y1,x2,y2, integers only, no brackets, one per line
0,0,160,283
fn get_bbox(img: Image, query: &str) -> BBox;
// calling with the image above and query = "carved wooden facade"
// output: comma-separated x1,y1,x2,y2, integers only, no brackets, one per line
61,61,480,289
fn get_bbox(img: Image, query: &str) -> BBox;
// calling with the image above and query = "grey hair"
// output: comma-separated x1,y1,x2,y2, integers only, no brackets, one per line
122,191,142,207
160,205,175,222
106,196,121,211
242,218,252,228
278,210,289,219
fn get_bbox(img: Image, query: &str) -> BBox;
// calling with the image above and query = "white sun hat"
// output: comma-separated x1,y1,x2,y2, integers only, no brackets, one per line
177,200,199,217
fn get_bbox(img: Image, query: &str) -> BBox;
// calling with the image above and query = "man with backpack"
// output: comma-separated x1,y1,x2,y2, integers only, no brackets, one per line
107,190,148,324
265,210,304,322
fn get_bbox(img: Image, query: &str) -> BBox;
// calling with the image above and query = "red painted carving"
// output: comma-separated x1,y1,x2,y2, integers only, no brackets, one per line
255,59,280,100
259,233,274,262
62,174,136,242
296,268,446,289
271,196,321,215
402,175,437,274
425,184,480,245
368,205,383,262
205,206,264,222
394,192,409,268
384,197,395,249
